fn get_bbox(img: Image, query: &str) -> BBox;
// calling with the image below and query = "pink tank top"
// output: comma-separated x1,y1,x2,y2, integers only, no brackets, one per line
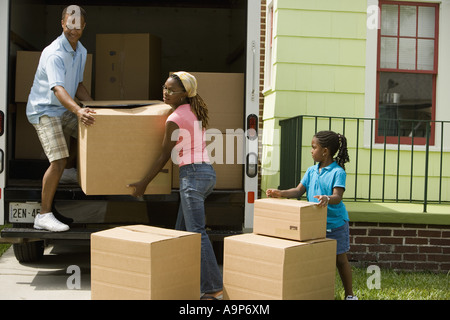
166,104,210,167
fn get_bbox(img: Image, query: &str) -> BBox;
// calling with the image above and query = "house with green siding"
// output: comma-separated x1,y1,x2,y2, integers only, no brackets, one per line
260,0,450,271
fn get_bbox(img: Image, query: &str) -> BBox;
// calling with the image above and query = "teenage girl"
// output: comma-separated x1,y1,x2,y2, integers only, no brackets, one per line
266,130,357,300
128,72,223,300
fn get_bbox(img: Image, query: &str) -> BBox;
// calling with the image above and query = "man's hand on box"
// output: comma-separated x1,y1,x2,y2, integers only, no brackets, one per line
78,108,96,126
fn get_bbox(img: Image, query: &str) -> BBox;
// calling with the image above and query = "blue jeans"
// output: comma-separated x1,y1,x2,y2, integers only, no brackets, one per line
176,163,223,294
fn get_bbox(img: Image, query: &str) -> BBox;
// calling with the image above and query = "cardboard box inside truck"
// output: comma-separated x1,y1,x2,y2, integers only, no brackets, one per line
15,51,93,103
253,198,327,241
14,51,92,159
223,233,336,300
189,72,244,133
78,101,172,195
14,103,47,160
171,72,245,189
91,225,201,300
172,132,244,189
95,33,161,100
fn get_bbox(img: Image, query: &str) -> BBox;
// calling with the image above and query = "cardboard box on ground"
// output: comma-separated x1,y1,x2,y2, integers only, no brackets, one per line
223,233,336,300
223,198,337,300
90,225,201,300
89,198,336,300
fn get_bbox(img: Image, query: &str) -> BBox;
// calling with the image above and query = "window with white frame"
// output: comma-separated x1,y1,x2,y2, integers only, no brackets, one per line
376,1,439,145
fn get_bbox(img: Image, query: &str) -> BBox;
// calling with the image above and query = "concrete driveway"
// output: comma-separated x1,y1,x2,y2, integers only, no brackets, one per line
0,243,91,300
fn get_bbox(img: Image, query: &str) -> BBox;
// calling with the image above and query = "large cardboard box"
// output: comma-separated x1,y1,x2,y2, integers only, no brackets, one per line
15,51,93,103
91,225,201,300
254,198,327,241
172,132,244,189
78,101,173,195
223,233,336,300
96,33,161,100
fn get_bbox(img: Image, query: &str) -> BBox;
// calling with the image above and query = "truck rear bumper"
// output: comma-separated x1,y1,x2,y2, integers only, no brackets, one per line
0,227,242,244
0,227,99,242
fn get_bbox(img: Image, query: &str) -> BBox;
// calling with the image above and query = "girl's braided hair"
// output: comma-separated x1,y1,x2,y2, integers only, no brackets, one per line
314,130,350,170
171,74,209,129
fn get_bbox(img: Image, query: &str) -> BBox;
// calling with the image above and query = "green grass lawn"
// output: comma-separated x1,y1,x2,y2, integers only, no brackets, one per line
335,266,450,300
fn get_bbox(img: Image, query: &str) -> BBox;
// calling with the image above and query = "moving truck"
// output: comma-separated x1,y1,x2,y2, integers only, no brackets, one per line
0,0,262,262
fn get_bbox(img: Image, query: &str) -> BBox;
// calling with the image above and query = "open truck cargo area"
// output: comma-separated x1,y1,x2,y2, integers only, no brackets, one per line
0,0,261,263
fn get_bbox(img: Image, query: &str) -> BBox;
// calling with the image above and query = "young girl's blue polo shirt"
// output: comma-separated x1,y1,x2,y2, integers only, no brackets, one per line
300,161,349,230
26,33,87,124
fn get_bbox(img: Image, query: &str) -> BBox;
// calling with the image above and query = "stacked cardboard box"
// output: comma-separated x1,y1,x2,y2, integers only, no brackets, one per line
223,198,337,300
253,198,327,241
91,225,201,300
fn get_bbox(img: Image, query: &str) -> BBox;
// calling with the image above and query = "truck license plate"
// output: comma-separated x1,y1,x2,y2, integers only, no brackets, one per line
9,202,41,223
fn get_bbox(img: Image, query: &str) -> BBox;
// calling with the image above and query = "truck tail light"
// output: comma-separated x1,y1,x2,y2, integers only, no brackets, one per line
247,114,258,140
247,191,255,204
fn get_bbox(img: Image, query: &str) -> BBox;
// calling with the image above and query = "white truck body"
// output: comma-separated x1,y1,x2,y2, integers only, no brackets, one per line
0,0,262,261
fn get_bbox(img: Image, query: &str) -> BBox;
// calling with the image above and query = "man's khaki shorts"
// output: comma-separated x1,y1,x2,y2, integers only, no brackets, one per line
32,111,78,163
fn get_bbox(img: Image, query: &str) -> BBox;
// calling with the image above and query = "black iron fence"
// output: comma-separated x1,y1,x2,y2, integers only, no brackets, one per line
279,115,450,212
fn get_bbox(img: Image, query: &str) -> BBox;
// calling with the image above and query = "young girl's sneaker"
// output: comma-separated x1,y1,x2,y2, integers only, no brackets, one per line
345,295,359,300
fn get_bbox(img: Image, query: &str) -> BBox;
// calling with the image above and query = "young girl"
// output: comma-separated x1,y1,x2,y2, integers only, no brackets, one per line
266,130,357,300
128,72,223,300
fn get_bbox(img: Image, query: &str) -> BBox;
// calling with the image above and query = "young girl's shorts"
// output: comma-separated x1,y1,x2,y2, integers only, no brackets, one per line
326,220,350,255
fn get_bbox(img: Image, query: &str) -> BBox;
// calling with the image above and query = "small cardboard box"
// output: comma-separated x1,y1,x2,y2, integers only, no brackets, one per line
15,51,93,103
91,225,201,300
96,33,161,100
223,233,336,300
254,198,327,241
78,101,173,195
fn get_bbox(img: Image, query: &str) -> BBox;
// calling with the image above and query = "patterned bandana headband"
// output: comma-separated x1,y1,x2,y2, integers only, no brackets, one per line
173,71,197,98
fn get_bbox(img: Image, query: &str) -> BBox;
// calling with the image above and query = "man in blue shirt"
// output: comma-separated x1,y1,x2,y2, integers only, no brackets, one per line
27,5,96,232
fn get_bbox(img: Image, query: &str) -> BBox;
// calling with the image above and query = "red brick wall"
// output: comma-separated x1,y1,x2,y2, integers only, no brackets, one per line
348,222,450,272
258,0,266,198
